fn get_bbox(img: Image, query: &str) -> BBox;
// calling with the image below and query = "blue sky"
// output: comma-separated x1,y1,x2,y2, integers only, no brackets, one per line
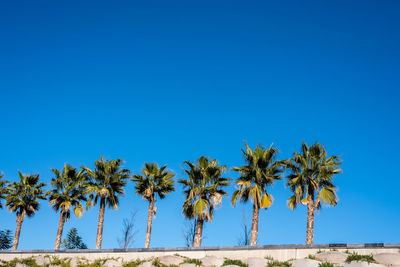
0,0,399,249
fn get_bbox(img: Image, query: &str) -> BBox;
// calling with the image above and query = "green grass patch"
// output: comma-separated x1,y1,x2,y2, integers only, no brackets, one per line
306,255,317,260
345,253,375,263
222,258,248,267
318,263,335,267
183,258,202,266
267,260,292,267
122,259,146,267
0,257,40,267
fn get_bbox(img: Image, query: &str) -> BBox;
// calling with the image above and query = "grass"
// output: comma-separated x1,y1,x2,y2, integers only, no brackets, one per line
345,252,375,263
265,256,275,261
318,263,335,267
47,256,72,267
183,258,202,266
267,260,292,267
306,255,317,260
122,259,146,267
222,258,248,267
0,257,40,267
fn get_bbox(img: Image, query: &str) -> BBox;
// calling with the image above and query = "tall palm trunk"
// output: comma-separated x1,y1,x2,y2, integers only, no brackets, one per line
306,192,315,245
54,211,66,250
96,197,106,249
144,198,155,248
250,202,259,246
193,218,204,247
12,210,26,250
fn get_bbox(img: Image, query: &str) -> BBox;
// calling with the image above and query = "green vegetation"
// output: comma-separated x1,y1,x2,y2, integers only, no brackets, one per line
48,163,87,250
231,143,284,246
0,229,12,250
132,162,175,248
183,257,202,266
82,155,130,249
5,172,47,250
0,257,40,267
267,260,292,267
345,252,375,263
284,142,342,244
46,256,72,267
222,258,248,267
0,142,344,249
61,228,87,249
265,255,275,261
306,255,317,260
122,259,146,267
318,263,335,267
179,156,230,247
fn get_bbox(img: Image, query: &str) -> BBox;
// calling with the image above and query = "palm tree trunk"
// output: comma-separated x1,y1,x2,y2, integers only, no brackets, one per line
95,197,106,249
54,211,66,250
250,203,259,246
193,218,204,247
306,193,315,245
12,211,26,250
144,198,155,248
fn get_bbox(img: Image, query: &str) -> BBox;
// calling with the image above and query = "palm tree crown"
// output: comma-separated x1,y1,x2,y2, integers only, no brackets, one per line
232,143,283,209
6,171,47,218
48,163,87,220
0,172,8,209
285,142,342,210
132,163,175,202
83,155,130,210
179,156,230,222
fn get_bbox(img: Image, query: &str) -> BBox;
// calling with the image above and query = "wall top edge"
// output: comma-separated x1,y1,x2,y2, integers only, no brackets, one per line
1,243,399,254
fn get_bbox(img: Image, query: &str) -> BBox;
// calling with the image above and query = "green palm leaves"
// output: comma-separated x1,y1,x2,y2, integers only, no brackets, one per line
285,142,342,244
6,172,47,250
179,156,230,247
231,143,284,245
0,172,8,209
132,163,175,248
48,163,87,249
82,155,130,249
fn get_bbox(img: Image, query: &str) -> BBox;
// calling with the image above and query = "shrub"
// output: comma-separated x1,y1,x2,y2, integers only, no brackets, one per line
319,262,335,267
345,252,375,263
183,258,202,266
267,260,292,267
223,258,248,267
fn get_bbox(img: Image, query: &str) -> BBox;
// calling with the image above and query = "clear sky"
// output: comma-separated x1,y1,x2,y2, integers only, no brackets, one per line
0,0,399,249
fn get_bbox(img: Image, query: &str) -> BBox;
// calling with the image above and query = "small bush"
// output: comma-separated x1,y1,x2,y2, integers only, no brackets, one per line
307,255,316,260
222,258,248,267
183,258,202,266
267,260,292,267
122,259,145,267
265,256,275,261
345,253,375,263
319,263,335,267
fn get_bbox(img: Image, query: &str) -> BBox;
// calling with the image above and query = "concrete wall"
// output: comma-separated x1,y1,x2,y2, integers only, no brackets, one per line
0,244,399,262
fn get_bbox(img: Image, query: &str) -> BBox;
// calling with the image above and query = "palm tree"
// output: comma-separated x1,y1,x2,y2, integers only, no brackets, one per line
48,163,87,250
0,172,8,209
82,155,130,249
284,142,342,244
5,171,46,250
131,163,175,248
231,143,284,246
179,156,230,247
